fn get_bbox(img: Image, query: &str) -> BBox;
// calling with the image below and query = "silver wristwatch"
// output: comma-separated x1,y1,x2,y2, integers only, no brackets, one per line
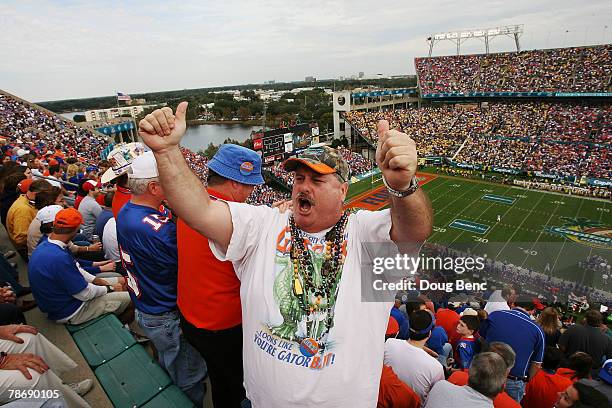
383,175,419,198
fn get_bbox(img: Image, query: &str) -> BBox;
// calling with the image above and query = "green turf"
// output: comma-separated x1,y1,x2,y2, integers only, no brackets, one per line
346,173,612,291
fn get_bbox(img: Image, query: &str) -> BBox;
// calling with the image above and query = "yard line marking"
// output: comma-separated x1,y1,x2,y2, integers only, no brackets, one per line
519,200,562,268
449,185,515,246
471,186,522,253
495,193,546,259
550,198,585,275
428,182,484,241
423,178,454,200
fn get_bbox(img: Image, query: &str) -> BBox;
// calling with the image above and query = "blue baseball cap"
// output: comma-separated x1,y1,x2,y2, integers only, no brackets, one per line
208,144,264,186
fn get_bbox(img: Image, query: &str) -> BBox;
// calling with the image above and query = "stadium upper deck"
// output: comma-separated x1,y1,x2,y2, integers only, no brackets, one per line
415,44,612,96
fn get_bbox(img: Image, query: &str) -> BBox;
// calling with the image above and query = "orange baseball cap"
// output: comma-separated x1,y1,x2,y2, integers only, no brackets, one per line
54,208,83,229
17,178,33,193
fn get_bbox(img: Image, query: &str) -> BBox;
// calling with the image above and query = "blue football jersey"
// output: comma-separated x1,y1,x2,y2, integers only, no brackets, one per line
116,201,178,314
456,337,480,369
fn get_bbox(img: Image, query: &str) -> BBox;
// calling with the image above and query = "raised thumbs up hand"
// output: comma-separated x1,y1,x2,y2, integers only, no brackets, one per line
138,101,188,153
375,119,418,191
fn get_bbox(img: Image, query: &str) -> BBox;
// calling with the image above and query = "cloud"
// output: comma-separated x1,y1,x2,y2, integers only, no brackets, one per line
0,0,610,101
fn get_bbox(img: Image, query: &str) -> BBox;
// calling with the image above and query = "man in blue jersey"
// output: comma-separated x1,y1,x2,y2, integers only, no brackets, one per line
116,151,207,406
479,295,545,403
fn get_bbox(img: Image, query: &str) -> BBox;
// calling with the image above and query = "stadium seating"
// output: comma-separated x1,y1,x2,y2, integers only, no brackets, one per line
343,101,611,179
95,345,172,407
415,44,612,94
72,314,136,367
67,314,193,407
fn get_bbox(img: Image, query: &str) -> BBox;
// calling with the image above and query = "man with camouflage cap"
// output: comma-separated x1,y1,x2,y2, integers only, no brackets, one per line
138,102,432,408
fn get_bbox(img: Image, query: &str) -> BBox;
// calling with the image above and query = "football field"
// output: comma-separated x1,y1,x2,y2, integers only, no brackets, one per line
346,172,612,291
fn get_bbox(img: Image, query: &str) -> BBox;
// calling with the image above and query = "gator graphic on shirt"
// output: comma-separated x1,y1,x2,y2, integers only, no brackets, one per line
267,225,347,355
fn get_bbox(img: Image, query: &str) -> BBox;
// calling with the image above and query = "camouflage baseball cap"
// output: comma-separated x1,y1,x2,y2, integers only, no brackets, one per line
283,146,350,183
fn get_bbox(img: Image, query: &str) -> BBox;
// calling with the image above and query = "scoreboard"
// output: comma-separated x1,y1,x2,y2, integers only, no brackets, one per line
252,123,319,164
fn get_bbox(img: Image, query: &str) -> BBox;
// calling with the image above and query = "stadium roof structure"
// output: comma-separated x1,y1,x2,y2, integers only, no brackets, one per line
426,24,524,56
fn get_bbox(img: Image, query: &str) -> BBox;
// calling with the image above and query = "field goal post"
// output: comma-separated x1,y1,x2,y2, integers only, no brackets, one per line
371,168,383,187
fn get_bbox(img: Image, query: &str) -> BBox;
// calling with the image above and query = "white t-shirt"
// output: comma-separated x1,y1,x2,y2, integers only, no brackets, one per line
484,290,510,315
383,339,445,403
102,218,119,261
210,202,395,408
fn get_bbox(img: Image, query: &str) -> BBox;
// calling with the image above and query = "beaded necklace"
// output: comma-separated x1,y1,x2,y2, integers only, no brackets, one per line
289,210,350,349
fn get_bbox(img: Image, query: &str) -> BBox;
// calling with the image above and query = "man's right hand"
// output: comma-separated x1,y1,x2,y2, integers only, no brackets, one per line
138,102,188,153
0,353,49,379
87,242,102,252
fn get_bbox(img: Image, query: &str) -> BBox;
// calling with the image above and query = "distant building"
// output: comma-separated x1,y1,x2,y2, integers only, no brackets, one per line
84,104,159,122
127,98,146,105
265,80,276,85
305,76,316,82
359,72,365,79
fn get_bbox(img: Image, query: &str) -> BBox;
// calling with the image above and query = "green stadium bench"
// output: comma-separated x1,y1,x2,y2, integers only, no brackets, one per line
66,313,110,333
95,344,171,407
72,314,136,367
140,385,195,408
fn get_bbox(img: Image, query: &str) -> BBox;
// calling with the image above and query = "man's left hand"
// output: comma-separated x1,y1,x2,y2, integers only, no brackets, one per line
0,325,38,343
375,120,418,191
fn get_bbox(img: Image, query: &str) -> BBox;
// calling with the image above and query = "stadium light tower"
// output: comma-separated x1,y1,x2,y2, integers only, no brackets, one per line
427,24,524,56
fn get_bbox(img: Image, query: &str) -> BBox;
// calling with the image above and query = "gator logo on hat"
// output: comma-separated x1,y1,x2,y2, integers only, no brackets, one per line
240,161,254,175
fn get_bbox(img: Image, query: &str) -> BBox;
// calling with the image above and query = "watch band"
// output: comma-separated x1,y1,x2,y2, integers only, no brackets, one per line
106,285,114,293
383,175,419,198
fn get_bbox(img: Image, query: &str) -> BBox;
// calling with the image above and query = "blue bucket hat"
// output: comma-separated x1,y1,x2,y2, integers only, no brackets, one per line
208,144,264,185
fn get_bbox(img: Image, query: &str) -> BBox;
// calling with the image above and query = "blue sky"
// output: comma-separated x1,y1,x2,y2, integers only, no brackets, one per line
1,0,610,101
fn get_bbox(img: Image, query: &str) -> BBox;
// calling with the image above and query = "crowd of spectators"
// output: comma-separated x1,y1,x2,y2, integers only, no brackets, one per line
246,184,289,206
383,281,612,407
269,162,295,186
344,101,611,179
267,147,374,188
180,146,209,182
0,94,108,165
344,106,469,157
337,146,374,175
513,179,611,199
415,44,612,94
0,92,289,207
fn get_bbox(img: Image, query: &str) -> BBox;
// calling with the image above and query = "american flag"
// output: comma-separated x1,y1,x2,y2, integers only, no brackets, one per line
117,92,131,101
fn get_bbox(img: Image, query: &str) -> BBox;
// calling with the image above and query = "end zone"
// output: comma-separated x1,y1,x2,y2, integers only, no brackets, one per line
346,173,437,210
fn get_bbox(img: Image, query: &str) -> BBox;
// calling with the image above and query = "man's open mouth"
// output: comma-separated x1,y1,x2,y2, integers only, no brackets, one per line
297,196,314,213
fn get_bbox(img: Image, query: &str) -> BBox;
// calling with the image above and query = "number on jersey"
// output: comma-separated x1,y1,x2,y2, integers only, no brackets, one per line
142,214,170,232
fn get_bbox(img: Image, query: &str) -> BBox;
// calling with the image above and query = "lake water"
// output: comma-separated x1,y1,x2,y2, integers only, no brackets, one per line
180,124,260,152
59,111,258,151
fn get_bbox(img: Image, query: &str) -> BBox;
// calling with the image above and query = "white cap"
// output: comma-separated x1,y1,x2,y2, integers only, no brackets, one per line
460,308,478,316
129,151,159,179
35,205,64,224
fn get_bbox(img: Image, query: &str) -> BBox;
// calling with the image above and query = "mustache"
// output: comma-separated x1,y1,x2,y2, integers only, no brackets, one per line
296,193,315,205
